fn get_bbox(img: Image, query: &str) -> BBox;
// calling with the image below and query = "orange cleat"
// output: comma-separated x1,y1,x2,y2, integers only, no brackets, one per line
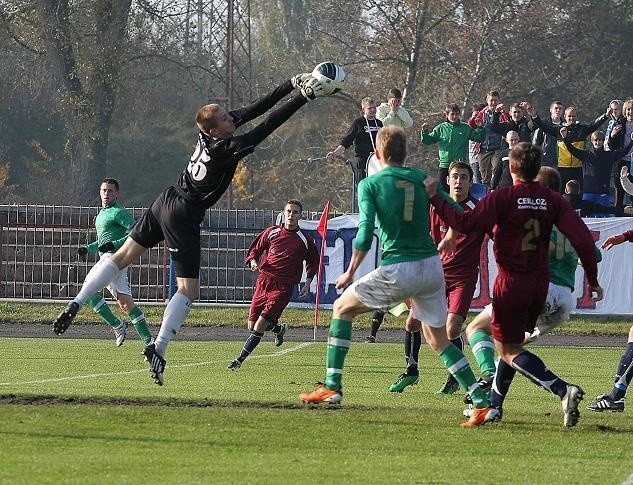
460,406,500,428
299,385,342,404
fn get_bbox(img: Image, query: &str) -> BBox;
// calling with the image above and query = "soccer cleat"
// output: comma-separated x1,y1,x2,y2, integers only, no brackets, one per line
561,384,584,427
274,323,288,347
463,375,495,404
461,406,501,428
435,374,460,395
142,343,166,386
299,385,342,404
227,359,242,371
586,394,625,412
365,335,376,344
53,302,80,335
389,373,420,393
463,405,503,421
113,321,128,347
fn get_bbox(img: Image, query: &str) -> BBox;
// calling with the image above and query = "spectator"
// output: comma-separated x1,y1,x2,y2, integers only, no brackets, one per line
376,88,413,129
421,103,485,190
491,131,520,190
468,103,487,183
563,179,624,217
474,90,509,189
608,98,633,208
490,102,533,142
532,100,564,168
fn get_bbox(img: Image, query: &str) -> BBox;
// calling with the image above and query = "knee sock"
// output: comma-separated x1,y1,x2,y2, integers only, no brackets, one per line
325,319,352,392
237,331,264,362
154,292,192,358
469,330,497,377
450,334,464,352
491,359,516,409
439,344,490,408
370,311,384,337
75,258,120,305
266,321,282,333
610,342,633,400
85,293,121,328
404,330,421,376
511,351,568,398
129,306,153,345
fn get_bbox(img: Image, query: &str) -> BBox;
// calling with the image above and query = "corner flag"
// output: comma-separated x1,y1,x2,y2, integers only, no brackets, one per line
314,201,330,340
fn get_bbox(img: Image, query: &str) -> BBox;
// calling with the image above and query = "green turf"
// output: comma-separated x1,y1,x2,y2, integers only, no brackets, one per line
1,301,631,335
1,337,632,484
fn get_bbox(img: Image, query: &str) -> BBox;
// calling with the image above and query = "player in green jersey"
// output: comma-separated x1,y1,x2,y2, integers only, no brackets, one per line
300,125,499,427
77,178,154,347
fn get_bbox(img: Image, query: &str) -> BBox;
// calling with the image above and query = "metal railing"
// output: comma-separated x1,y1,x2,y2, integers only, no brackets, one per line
0,205,330,303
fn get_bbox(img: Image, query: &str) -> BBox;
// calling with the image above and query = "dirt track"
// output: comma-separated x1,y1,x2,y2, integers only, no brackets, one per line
0,323,625,347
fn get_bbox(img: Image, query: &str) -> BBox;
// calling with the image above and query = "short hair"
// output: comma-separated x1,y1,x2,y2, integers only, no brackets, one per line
610,99,623,109
101,178,119,191
591,131,605,141
550,100,563,108
376,125,407,166
506,130,520,141
509,142,542,181
361,97,376,109
285,199,302,213
486,90,500,98
196,104,221,133
448,160,473,181
387,88,402,99
509,102,522,111
566,179,580,195
537,166,561,192
444,103,461,114
564,106,577,116
623,99,633,111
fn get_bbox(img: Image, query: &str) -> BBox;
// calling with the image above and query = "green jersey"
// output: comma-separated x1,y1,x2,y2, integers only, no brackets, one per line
355,165,460,265
549,227,602,290
86,202,136,254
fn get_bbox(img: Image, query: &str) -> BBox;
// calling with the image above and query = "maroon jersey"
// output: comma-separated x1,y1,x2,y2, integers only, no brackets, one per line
429,194,484,281
246,225,319,286
429,180,599,286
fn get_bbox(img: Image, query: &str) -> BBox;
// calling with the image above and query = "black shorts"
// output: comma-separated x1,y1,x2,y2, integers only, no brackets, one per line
130,186,206,278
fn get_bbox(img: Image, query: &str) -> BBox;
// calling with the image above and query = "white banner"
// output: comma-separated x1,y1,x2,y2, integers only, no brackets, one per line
293,215,633,315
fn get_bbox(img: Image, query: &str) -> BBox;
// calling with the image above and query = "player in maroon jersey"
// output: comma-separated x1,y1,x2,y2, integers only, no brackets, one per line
424,142,603,427
228,200,319,369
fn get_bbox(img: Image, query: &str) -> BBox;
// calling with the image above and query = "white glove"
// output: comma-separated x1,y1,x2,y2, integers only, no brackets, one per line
300,78,328,101
291,73,312,89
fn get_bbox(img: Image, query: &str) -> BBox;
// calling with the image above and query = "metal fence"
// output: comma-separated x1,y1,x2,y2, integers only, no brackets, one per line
0,205,327,304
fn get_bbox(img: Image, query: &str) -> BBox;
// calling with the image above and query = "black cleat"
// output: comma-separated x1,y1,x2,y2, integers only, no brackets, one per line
586,394,624,412
142,343,166,386
53,302,80,335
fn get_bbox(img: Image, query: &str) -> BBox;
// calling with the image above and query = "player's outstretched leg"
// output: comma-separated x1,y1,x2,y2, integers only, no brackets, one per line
53,301,80,335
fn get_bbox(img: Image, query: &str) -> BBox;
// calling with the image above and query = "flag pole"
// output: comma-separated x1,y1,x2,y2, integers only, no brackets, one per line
314,201,331,341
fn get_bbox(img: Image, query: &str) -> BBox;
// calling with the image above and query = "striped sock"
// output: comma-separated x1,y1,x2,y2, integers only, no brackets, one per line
610,342,633,400
325,319,352,392
405,330,421,375
85,293,121,328
491,359,516,409
129,306,153,345
440,343,490,408
469,330,497,377
511,351,567,398
237,331,264,362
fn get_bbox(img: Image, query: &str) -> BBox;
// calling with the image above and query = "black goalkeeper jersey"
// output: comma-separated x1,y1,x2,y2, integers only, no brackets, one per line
177,80,306,209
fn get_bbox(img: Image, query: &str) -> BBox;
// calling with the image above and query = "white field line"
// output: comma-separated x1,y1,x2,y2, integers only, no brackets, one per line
0,341,317,387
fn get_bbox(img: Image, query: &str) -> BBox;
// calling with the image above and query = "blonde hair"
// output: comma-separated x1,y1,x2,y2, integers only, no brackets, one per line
361,97,376,109
376,126,407,165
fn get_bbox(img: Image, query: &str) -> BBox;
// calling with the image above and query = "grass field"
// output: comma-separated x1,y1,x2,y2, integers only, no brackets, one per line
1,335,633,484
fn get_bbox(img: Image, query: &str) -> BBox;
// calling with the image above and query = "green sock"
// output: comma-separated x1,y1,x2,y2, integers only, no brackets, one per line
129,306,153,345
85,293,121,328
469,330,496,377
439,344,490,408
325,319,352,392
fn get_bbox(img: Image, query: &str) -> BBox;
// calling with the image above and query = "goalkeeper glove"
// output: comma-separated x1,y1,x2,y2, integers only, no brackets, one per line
291,73,312,89
300,78,328,101
77,247,88,259
98,241,115,253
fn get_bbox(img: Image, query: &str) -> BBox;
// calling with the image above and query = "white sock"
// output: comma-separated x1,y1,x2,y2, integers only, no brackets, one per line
155,292,192,357
75,259,120,305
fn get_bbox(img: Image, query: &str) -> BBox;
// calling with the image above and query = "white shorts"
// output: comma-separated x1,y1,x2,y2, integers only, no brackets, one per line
481,282,572,330
98,252,132,298
352,256,447,328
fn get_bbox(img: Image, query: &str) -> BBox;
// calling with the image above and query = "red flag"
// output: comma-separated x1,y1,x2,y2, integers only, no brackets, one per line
317,200,330,239
314,201,330,340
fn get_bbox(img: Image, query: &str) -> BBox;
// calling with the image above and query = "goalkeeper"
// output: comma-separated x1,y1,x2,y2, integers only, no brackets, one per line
78,178,154,347
54,72,335,386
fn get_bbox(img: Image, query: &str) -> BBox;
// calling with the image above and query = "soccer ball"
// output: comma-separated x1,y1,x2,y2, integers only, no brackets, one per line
311,62,346,95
